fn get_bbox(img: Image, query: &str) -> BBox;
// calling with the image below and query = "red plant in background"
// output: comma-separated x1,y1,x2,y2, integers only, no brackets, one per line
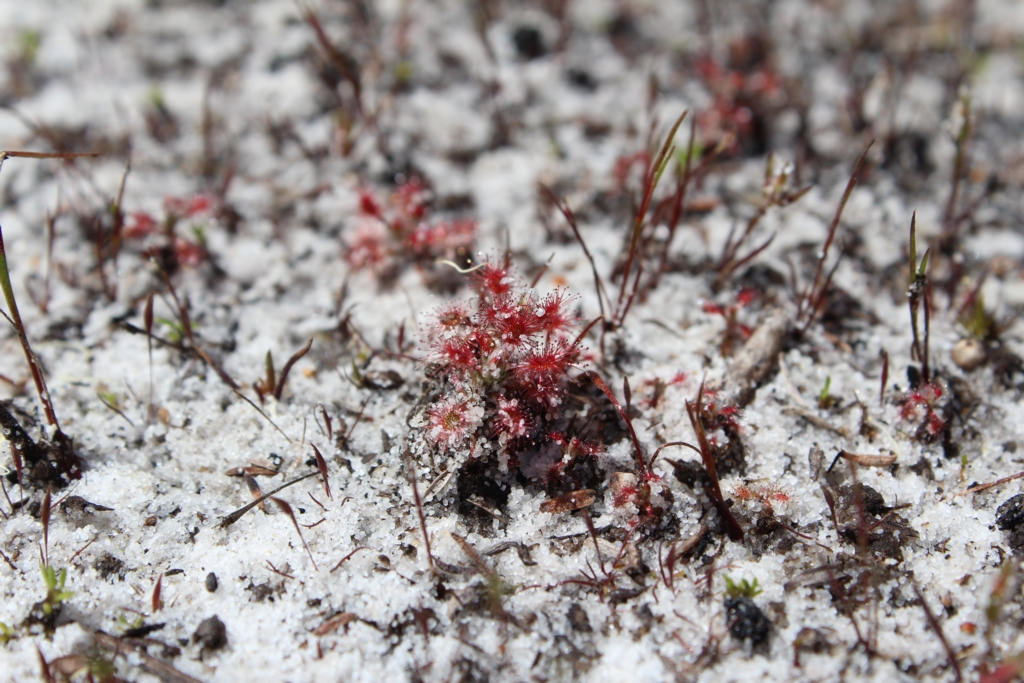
692,40,782,154
694,387,742,447
897,381,946,441
545,432,603,486
612,151,650,195
702,286,758,356
419,258,585,463
164,194,213,218
345,177,475,278
123,193,215,270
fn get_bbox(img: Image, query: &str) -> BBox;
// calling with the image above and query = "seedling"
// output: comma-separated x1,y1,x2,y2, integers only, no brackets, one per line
0,154,91,485
907,212,933,383
817,377,836,410
39,563,73,617
611,110,688,331
684,383,744,541
582,372,678,519
723,575,763,599
558,508,645,602
270,497,318,571
796,142,873,333
939,92,973,254
405,451,434,572
714,153,809,291
254,339,313,403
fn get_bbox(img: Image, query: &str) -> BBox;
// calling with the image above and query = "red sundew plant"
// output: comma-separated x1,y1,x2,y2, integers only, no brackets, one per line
896,380,946,441
701,286,758,357
124,193,215,270
544,432,603,487
344,177,476,280
692,40,782,154
734,482,792,514
695,388,742,448
418,258,587,468
639,371,687,410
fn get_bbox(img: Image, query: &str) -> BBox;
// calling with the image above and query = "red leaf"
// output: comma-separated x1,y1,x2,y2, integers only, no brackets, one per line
270,497,318,571
312,445,332,500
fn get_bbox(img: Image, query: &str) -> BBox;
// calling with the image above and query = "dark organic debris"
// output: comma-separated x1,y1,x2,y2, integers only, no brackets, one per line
995,493,1024,530
94,552,127,581
192,615,228,651
996,493,1024,555
724,596,771,645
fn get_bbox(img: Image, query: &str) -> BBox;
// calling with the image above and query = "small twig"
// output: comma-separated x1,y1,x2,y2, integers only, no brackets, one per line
270,497,318,570
542,187,609,323
0,548,17,571
92,630,203,683
827,449,897,471
218,471,321,527
232,389,291,442
330,546,368,573
97,393,136,428
957,470,1024,497
405,451,435,572
913,582,964,682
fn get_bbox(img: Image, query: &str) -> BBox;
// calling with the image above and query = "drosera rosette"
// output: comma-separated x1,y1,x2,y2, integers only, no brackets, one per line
124,192,218,272
344,176,476,287
413,256,590,473
895,376,947,442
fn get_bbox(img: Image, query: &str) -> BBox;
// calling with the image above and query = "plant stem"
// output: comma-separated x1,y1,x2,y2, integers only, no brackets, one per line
0,224,61,431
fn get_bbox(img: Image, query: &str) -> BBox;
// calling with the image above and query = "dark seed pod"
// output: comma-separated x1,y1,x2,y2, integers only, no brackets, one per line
205,572,218,593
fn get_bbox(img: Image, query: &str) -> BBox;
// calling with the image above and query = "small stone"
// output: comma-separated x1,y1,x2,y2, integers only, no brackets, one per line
996,493,1024,531
952,338,986,371
205,572,218,592
567,603,591,633
192,615,228,651
512,26,546,60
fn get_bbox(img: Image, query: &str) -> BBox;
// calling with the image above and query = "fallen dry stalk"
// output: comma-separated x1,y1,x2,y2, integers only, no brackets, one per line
723,308,789,408
828,450,898,471
92,630,203,683
956,470,1024,497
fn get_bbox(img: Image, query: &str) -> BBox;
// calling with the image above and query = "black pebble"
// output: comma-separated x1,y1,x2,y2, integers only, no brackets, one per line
193,615,228,651
997,493,1024,530
724,596,771,645
566,68,597,91
512,26,546,60
205,572,218,592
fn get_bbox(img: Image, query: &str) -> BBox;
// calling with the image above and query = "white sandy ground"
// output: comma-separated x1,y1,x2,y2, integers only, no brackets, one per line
1,1,1024,681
